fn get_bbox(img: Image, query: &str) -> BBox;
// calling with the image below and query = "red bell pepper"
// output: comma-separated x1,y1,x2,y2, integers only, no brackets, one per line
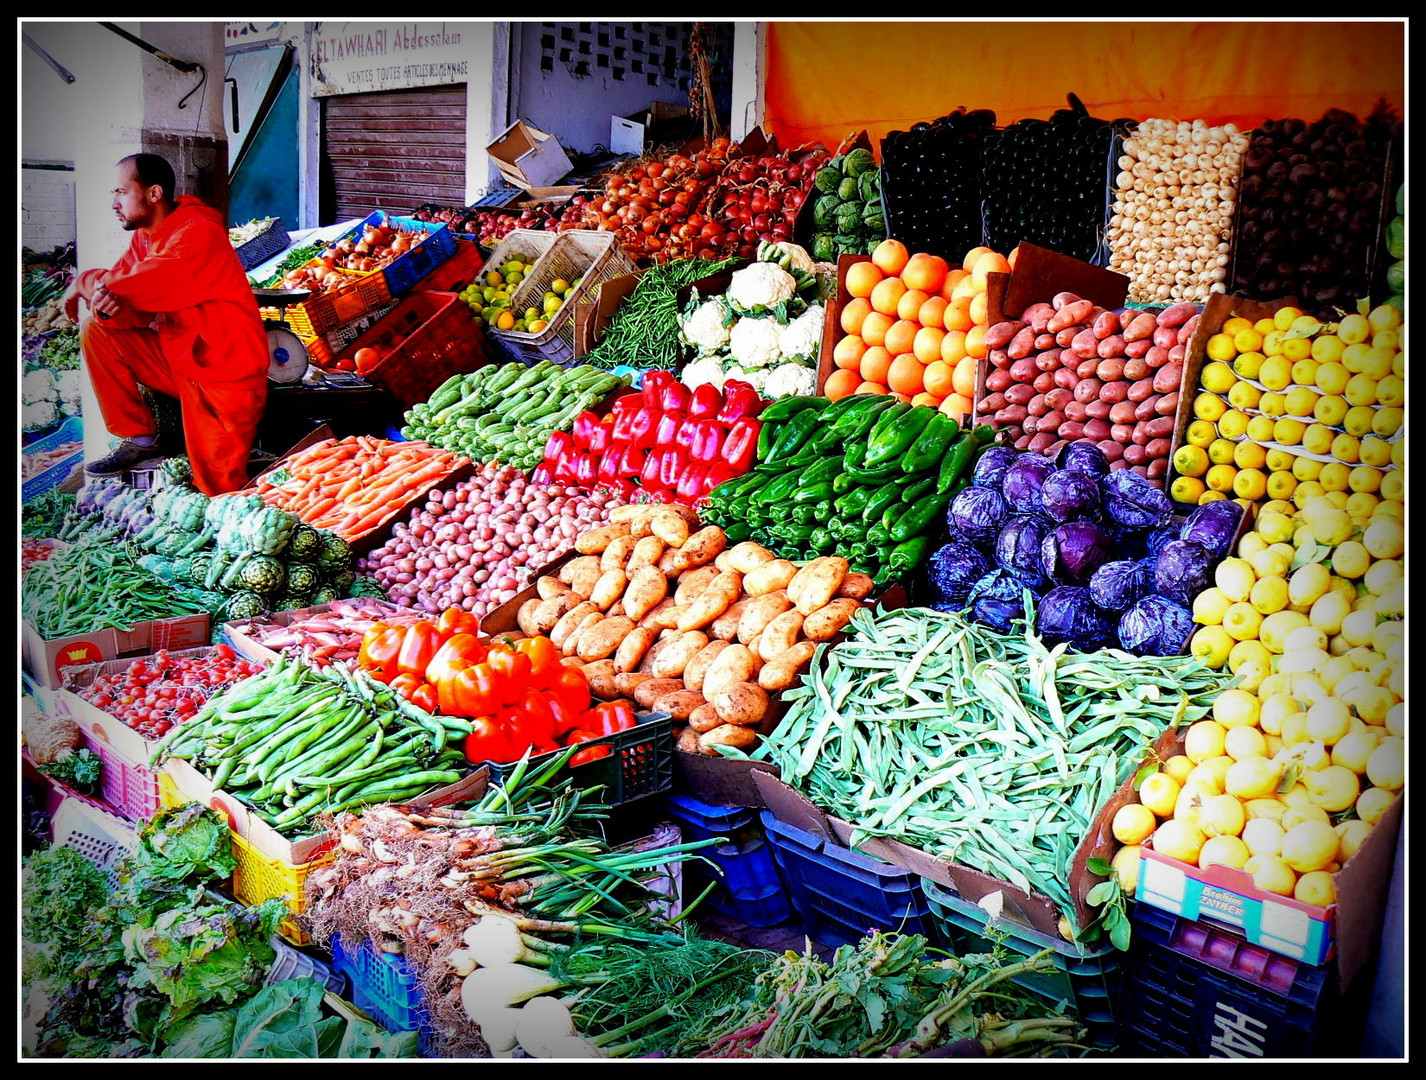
514,635,561,689
689,418,727,464
611,391,642,415
548,695,584,738
552,444,580,484
673,418,700,453
627,405,660,451
641,369,674,409
702,460,741,493
442,662,500,718
581,700,637,738
411,682,440,714
688,382,724,420
543,429,575,463
588,417,616,455
619,443,648,478
548,665,590,715
530,462,555,485
721,416,762,472
574,451,599,488
717,379,763,422
485,644,533,706
571,410,601,449
660,380,692,413
426,633,486,688
653,410,685,451
464,716,515,764
518,689,557,745
436,608,481,641
603,476,637,500
596,447,624,485
396,620,443,679
676,461,710,501
389,671,423,701
658,446,688,489
611,404,639,443
640,446,666,490
357,624,406,683
570,744,614,766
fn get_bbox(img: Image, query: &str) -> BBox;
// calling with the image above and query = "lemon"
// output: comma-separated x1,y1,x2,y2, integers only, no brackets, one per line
1254,354,1290,391
1234,351,1266,380
1198,794,1247,838
1285,386,1321,419
1371,407,1403,438
549,277,571,296
1384,702,1403,738
1225,726,1269,765
1237,532,1268,559
1361,518,1403,560
1280,335,1312,362
1245,853,1297,896
1272,306,1305,331
1291,459,1323,486
1189,625,1234,668
1336,819,1374,863
1204,438,1236,467
1258,392,1287,418
1379,471,1404,503
1247,575,1287,616
1366,302,1401,333
1337,609,1377,651
1345,490,1381,519
1311,396,1348,430
1153,819,1207,865
1374,373,1404,408
1365,739,1403,791
1358,345,1395,381
1183,722,1229,766
1301,423,1335,457
1241,416,1276,446
1301,764,1360,813
1258,694,1303,736
1231,469,1267,501
1279,649,1330,678
1272,417,1306,446
1227,639,1272,677
1355,786,1397,825
1110,844,1141,897
1303,697,1352,745
1282,622,1329,653
1162,755,1196,787
1248,547,1291,579
1330,730,1381,775
1264,471,1298,501
1315,462,1349,493
1245,797,1288,822
1362,558,1401,597
1294,870,1336,907
1139,772,1182,818
1112,803,1158,846
1355,434,1391,469
1342,373,1378,408
1231,327,1264,354
1210,559,1253,603
1193,392,1228,422
1205,463,1238,494
1227,381,1262,411
1319,654,1359,692
1218,410,1251,440
1280,803,1330,831
1335,313,1370,344
1209,688,1259,731
1280,819,1339,873
1186,419,1218,448
1221,602,1263,642
1199,834,1251,871
1307,506,1354,546
1169,476,1207,505
1204,336,1238,365
1174,445,1210,479
1242,816,1286,857
1373,582,1405,619
1326,540,1368,580
528,318,549,334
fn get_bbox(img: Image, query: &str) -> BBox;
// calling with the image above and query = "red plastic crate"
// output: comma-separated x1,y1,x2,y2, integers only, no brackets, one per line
411,236,485,294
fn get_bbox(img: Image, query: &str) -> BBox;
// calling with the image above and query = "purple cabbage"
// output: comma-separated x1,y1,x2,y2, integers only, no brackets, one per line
1089,559,1155,612
1040,469,1102,523
972,445,1020,489
1037,585,1116,650
967,569,1032,634
995,516,1052,588
1154,538,1216,608
1001,455,1055,516
1041,521,1115,583
924,541,993,607
1118,596,1196,656
1054,440,1111,478
1180,499,1244,560
1100,469,1175,531
1145,523,1181,559
948,486,1010,546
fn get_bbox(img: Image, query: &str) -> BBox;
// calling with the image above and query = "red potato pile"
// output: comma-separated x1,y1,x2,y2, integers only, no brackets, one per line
981,293,1202,484
357,463,626,620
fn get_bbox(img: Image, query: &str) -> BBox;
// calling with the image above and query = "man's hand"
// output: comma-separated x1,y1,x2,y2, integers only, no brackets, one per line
62,279,83,323
90,283,126,320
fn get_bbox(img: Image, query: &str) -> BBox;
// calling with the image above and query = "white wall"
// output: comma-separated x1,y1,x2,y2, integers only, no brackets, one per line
21,170,76,253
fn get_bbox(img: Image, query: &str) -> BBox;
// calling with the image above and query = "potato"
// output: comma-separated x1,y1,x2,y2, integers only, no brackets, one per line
639,597,682,631
549,601,600,649
567,561,604,600
657,548,684,578
613,625,656,673
558,555,602,585
637,634,674,675
621,566,669,623
536,575,571,600
599,533,638,572
682,638,732,694
757,608,806,661
709,599,750,641
650,509,691,547
626,535,666,573
674,564,722,607
652,630,711,679
675,570,744,631
714,551,736,573
581,659,619,700
699,724,758,754
515,598,544,638
563,612,607,657
652,689,708,722
789,556,850,615
668,526,727,574
613,671,655,698
687,702,726,734
834,572,875,601
575,521,632,555
628,506,663,539
676,726,704,754
712,682,770,727
701,644,759,700
590,568,629,611
736,591,794,644
633,677,686,709
725,540,776,574
742,558,799,597
758,640,816,691
578,616,636,662
802,598,862,642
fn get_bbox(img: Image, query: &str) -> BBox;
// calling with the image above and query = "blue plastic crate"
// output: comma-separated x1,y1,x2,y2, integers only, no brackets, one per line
22,415,85,503
326,211,458,298
330,935,434,1056
760,812,937,951
664,796,792,927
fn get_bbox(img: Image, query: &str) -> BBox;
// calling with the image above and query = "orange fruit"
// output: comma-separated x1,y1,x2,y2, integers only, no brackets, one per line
883,318,919,357
952,355,978,398
859,345,894,384
823,367,862,401
965,323,989,360
922,359,956,398
902,253,947,294
861,311,894,349
844,260,884,300
870,276,908,317
913,325,946,364
887,354,926,396
897,288,932,322
969,291,990,326
833,333,868,371
940,329,968,366
1007,245,1021,270
940,268,970,301
970,249,1012,290
951,274,980,302
962,245,993,272
855,380,889,395
918,295,949,330
912,391,942,409
892,391,913,403
943,296,974,333
840,297,872,336
871,240,910,277
941,393,974,419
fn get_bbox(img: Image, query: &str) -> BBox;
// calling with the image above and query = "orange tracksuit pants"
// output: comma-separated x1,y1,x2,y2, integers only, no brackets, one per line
81,315,268,496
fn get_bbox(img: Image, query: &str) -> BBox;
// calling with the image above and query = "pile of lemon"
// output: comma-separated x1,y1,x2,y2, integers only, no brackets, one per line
1170,302,1404,515
1106,492,1404,909
459,257,581,335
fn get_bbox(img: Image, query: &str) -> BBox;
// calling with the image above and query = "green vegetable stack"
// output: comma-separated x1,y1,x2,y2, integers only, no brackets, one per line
700,394,996,587
807,147,885,261
402,360,630,470
1382,183,1403,312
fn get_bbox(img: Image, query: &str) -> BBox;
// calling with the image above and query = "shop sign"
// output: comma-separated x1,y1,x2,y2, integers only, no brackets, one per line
225,22,290,47
309,21,470,97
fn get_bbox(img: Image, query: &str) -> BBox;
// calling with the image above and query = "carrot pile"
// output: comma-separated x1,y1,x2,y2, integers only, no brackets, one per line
255,435,471,541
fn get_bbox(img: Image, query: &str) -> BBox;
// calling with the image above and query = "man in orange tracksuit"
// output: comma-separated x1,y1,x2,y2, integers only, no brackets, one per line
65,153,269,496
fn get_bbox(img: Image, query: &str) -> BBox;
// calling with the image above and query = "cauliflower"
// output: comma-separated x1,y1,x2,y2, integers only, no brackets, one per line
22,369,56,406
722,363,768,393
57,371,84,414
758,240,817,274
728,316,784,369
763,363,818,399
680,297,733,353
778,303,825,363
23,399,59,432
680,355,727,391
726,261,798,311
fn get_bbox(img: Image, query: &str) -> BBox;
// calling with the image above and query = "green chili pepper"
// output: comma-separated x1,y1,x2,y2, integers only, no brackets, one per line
889,490,954,543
901,412,961,474
830,394,903,440
757,395,831,424
881,500,913,533
864,405,936,468
765,409,824,461
936,431,982,496
861,479,906,525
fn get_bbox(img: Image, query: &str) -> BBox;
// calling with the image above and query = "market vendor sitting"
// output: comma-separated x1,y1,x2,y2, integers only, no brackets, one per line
65,152,270,496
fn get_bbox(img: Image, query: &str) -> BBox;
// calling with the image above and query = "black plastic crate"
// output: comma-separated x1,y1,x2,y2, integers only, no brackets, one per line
663,795,792,928
1116,902,1346,1058
482,710,673,807
921,877,1120,1048
760,811,936,951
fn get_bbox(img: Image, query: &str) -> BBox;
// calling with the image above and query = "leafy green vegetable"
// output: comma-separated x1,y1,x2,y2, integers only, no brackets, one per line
22,488,76,539
127,804,239,905
37,749,103,795
21,846,110,981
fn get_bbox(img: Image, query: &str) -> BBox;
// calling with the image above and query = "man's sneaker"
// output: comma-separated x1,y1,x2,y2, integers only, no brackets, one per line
84,439,166,477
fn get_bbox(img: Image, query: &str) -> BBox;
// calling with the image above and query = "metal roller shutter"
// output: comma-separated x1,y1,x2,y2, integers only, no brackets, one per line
322,84,466,222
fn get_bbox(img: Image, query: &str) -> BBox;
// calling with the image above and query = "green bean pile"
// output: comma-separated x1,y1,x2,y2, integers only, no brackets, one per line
150,655,473,835
21,530,209,639
583,255,741,372
758,604,1234,927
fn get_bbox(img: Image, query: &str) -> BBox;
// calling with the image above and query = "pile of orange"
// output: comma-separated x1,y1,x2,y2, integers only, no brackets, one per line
824,239,1014,419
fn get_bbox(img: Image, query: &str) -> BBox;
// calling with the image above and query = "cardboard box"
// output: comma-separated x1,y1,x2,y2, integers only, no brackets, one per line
486,120,574,192
24,613,211,691
610,101,691,156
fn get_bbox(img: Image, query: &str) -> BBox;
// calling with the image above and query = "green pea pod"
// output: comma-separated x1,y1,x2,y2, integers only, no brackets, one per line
901,412,961,474
864,405,936,468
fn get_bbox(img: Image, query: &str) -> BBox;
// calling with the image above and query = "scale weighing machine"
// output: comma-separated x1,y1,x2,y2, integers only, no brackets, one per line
252,287,365,389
